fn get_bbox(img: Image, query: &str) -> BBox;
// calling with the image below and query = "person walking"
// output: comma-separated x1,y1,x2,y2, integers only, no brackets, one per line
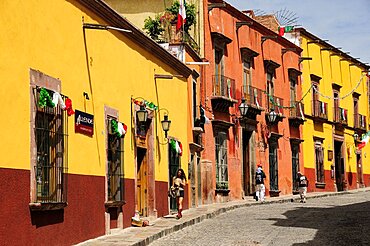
296,171,308,203
255,164,266,202
173,168,186,219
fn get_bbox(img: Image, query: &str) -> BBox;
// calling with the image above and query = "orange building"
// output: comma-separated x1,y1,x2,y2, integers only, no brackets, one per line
200,0,304,201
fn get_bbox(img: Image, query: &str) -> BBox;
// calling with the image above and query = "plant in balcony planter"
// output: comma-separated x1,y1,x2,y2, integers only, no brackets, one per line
165,1,196,33
143,14,164,41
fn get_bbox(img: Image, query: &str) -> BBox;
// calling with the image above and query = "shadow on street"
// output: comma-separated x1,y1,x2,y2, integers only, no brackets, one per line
268,201,370,245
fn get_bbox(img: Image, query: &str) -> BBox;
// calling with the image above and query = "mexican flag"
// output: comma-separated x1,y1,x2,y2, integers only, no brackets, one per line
358,131,370,150
278,26,294,36
176,0,186,31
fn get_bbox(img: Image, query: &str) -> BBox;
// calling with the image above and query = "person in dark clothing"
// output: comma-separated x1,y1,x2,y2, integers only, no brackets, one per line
255,164,266,202
296,171,308,203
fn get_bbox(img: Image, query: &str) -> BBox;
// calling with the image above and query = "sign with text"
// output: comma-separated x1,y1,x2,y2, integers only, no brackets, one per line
75,110,94,136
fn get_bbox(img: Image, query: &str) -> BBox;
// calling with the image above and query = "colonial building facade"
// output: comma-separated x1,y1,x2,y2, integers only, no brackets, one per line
0,0,192,244
285,28,370,191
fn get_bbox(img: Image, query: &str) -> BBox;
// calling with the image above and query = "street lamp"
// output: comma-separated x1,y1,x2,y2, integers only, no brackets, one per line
136,105,148,124
267,109,278,124
353,133,359,142
238,98,249,117
161,114,171,138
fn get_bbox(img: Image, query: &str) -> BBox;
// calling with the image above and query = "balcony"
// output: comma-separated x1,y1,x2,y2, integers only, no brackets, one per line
354,113,367,131
241,85,264,119
312,100,328,121
333,107,348,126
289,101,305,127
267,95,284,123
211,75,237,112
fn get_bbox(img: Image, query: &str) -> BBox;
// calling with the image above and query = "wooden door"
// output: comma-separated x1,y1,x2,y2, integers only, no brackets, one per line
137,147,147,216
356,153,364,187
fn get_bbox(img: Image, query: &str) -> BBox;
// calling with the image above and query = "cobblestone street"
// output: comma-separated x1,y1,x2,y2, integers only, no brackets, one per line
151,191,370,246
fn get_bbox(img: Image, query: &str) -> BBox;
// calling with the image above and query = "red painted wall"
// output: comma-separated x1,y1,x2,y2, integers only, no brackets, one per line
0,168,105,245
123,178,135,228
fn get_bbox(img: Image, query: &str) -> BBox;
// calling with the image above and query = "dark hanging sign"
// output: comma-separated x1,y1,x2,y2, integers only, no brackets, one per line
75,110,94,136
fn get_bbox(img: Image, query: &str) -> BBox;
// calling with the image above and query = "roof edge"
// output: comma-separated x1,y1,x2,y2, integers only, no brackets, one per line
296,28,370,70
77,0,192,77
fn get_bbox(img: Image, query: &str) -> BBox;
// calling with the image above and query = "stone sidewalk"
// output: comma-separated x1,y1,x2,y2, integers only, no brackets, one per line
76,188,370,246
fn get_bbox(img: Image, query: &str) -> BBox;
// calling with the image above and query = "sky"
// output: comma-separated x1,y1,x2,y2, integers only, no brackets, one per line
227,0,370,65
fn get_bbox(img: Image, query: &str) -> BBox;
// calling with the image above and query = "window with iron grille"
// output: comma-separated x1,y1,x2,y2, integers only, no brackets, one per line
33,88,68,204
107,118,124,202
315,141,325,183
215,131,228,190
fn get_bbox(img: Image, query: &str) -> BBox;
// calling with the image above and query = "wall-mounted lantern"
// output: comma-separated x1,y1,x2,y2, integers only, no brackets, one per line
161,114,171,138
238,98,249,117
353,133,359,142
267,109,278,124
136,105,148,124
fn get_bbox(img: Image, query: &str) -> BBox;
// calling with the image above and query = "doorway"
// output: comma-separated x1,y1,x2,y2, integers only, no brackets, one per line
137,147,148,216
334,140,344,191
242,129,252,196
168,143,180,212
356,153,364,188
291,144,299,192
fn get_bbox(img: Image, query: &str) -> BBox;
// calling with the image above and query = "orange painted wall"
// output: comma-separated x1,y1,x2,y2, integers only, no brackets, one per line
202,1,302,197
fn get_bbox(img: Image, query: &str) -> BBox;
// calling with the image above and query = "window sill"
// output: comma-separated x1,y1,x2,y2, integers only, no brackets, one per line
29,202,68,211
315,182,326,189
269,190,281,197
105,200,126,208
215,189,230,195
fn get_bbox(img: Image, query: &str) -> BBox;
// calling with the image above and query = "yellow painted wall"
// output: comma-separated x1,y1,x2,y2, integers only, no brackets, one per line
300,33,370,179
0,0,189,182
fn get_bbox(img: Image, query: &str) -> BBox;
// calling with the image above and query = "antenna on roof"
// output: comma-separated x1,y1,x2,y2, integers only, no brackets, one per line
254,9,267,16
273,8,299,27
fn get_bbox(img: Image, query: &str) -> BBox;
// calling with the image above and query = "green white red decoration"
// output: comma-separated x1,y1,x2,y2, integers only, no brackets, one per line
111,119,127,138
132,98,158,110
170,139,182,156
358,131,370,150
38,88,55,108
176,0,186,31
278,26,294,36
38,87,74,116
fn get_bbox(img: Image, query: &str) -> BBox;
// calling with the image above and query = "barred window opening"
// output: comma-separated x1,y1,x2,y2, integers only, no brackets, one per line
34,88,68,203
107,117,124,202
215,131,228,190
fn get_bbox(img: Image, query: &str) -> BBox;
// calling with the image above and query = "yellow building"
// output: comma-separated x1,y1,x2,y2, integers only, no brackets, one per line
0,0,192,244
286,28,370,192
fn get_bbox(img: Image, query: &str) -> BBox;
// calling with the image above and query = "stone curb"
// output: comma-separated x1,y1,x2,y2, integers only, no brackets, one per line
131,188,370,246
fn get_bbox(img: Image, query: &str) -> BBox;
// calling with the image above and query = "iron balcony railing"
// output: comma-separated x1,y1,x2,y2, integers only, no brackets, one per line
354,113,367,130
289,101,305,118
333,107,348,125
267,95,284,116
312,100,328,120
212,75,236,99
183,32,200,54
241,85,263,108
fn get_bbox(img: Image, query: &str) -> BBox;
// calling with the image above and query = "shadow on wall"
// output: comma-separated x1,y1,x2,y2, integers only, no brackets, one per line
266,200,370,245
31,209,64,228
